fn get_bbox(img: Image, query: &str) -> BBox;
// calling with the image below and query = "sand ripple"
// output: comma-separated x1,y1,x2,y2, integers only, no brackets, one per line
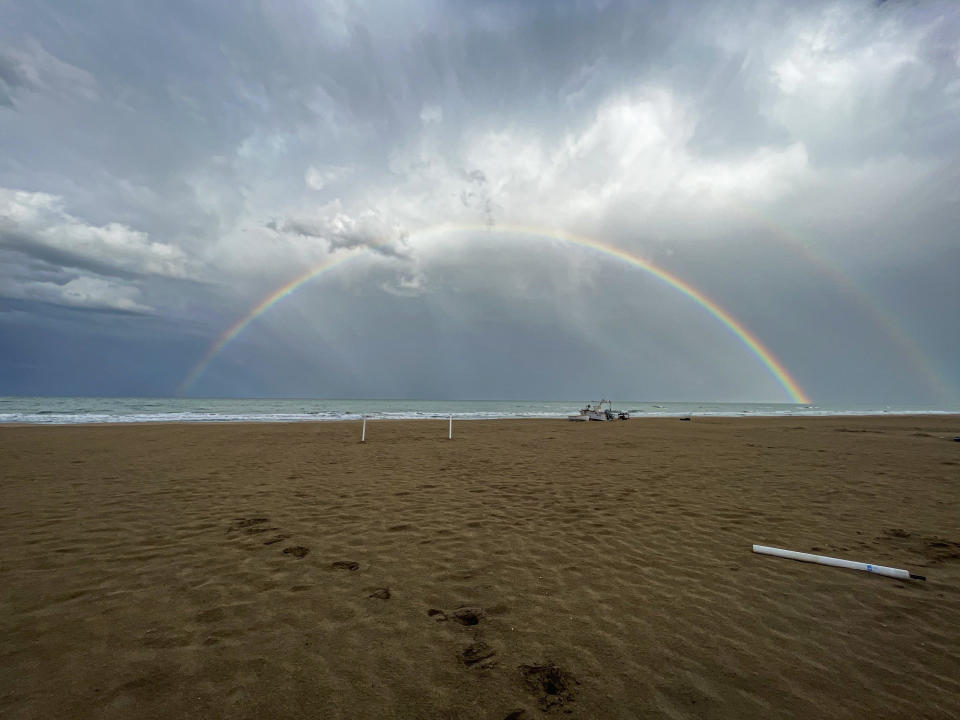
1,417,959,718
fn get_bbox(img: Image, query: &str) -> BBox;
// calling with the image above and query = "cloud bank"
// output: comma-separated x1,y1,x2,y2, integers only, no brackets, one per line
0,0,957,402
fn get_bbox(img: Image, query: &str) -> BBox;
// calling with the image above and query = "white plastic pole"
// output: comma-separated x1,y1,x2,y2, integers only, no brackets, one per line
752,545,925,581
448,415,452,440
361,415,366,443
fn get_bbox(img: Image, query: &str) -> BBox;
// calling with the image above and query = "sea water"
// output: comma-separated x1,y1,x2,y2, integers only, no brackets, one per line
0,397,956,425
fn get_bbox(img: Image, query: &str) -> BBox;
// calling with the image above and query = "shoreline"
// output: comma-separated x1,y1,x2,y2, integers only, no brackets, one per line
2,411,959,428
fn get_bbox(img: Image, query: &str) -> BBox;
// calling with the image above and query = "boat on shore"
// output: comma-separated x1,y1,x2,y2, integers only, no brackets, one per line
568,399,630,421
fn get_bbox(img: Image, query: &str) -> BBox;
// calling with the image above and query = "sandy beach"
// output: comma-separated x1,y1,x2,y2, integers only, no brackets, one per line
1,415,959,719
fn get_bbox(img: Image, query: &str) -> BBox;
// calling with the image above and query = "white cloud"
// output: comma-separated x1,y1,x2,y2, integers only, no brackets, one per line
377,89,811,236
380,270,426,297
419,104,443,123
0,188,190,278
305,164,352,190
268,198,410,258
676,142,809,205
767,5,937,144
0,275,151,313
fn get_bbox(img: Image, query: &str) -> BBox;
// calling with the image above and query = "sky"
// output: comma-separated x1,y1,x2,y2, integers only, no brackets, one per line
1,0,958,404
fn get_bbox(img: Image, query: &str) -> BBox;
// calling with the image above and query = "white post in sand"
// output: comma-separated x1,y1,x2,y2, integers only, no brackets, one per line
448,415,453,440
361,415,367,443
752,545,925,580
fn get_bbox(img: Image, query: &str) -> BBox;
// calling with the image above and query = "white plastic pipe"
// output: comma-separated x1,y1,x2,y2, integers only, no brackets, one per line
448,415,453,440
361,415,366,443
753,545,925,581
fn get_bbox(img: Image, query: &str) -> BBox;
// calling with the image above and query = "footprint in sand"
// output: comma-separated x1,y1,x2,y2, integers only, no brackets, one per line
228,517,271,533
884,528,912,539
229,519,304,555
243,525,279,535
426,606,484,625
925,538,960,564
452,607,483,625
368,587,390,599
460,641,498,668
228,517,283,540
332,561,359,571
878,528,960,565
519,663,577,711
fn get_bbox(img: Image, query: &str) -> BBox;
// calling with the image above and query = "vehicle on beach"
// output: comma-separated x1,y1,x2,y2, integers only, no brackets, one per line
568,399,630,421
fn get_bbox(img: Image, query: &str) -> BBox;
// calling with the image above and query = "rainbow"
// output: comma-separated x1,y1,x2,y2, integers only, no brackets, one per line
177,252,359,395
179,224,811,403
735,208,955,401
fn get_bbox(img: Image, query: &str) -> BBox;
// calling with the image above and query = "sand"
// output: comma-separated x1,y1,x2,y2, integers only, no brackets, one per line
1,415,959,719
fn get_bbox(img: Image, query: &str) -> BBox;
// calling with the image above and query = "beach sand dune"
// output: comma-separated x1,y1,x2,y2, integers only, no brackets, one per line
1,416,959,719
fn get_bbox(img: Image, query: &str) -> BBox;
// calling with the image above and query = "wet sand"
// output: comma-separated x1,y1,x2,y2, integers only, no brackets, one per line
1,416,959,719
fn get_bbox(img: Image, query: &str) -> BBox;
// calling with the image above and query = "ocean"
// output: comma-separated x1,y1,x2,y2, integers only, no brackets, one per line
0,397,956,424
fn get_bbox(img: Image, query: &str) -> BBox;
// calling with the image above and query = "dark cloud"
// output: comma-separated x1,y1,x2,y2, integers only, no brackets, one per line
0,0,957,402
1,224,140,280
0,51,26,107
0,39,98,109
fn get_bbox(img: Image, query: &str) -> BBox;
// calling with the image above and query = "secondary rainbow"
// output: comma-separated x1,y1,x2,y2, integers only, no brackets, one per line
179,224,810,403
735,208,955,401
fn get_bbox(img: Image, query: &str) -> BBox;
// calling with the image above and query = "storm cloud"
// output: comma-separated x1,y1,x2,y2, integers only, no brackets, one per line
1,0,957,402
